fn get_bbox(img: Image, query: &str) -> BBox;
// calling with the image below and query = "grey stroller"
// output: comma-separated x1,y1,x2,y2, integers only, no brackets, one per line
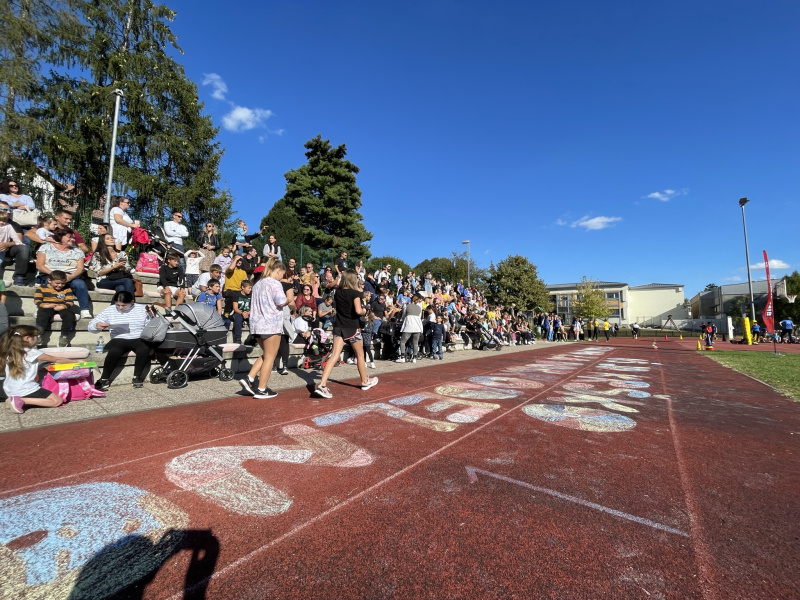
149,303,234,389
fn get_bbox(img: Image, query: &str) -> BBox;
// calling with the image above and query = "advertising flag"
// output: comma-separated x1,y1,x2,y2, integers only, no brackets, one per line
762,250,774,334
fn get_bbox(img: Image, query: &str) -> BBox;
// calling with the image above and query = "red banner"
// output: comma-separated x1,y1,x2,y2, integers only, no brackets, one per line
763,250,774,334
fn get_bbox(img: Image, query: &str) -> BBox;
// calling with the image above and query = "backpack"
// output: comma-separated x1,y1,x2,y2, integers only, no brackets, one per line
41,364,105,403
135,252,160,274
140,313,170,343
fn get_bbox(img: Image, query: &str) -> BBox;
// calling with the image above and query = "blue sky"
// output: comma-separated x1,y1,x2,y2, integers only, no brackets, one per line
165,0,798,296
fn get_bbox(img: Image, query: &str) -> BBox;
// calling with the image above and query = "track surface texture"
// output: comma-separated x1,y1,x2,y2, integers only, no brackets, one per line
1,340,799,599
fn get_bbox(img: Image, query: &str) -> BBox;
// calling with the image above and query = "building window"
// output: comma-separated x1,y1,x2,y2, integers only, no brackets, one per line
605,292,620,300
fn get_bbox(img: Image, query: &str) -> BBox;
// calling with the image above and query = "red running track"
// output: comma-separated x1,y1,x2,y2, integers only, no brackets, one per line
1,340,798,599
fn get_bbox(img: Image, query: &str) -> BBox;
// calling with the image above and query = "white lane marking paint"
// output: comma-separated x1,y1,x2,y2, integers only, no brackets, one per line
465,466,688,537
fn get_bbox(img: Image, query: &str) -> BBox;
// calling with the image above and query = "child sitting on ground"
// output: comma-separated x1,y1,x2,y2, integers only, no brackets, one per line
196,278,223,315
34,270,76,347
158,252,186,310
0,325,74,413
231,279,253,344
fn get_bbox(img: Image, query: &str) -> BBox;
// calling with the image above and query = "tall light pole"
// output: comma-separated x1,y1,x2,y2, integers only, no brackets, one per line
739,197,757,323
462,240,470,288
103,89,124,223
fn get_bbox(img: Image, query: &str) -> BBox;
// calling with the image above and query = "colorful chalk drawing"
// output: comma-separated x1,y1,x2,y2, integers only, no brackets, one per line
0,482,188,600
522,404,637,432
468,376,544,389
313,403,458,432
434,383,521,400
165,425,374,516
545,394,641,413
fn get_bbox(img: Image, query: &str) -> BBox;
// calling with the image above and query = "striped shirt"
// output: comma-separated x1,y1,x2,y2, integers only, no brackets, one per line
34,285,75,307
88,304,150,340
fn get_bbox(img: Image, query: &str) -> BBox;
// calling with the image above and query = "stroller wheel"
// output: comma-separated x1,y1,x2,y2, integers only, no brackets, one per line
149,366,167,384
166,370,189,389
218,368,234,382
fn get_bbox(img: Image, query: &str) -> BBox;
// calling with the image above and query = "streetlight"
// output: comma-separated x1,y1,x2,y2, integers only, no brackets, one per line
738,197,756,323
462,240,470,288
103,88,124,223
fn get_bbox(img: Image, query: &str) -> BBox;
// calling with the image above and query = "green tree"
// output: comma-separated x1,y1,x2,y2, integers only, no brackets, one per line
572,276,611,319
281,134,372,260
775,272,800,324
364,256,411,279
414,251,486,287
704,283,718,291
486,255,551,311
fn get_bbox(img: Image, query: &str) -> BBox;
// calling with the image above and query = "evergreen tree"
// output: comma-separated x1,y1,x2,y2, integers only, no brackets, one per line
281,134,372,260
572,276,611,319
486,255,551,311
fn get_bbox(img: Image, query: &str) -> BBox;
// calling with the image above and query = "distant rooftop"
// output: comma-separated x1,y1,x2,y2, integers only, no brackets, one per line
546,282,627,290
629,283,684,289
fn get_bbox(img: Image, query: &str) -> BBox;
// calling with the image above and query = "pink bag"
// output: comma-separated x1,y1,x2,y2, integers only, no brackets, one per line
135,252,160,274
41,372,105,403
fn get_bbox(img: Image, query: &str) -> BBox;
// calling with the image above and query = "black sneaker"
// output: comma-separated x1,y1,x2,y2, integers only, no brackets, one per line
96,379,111,392
131,377,144,388
239,377,255,395
279,368,289,376
254,387,277,399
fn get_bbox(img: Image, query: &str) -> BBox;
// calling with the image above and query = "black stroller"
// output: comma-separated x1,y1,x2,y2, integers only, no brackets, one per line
149,303,234,389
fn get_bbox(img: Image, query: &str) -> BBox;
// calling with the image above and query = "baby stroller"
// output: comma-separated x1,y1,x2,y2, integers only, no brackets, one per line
146,224,185,260
300,327,333,369
149,303,234,389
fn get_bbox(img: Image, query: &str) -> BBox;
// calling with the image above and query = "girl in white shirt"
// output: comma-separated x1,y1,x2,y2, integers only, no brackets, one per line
0,325,73,413
183,248,206,289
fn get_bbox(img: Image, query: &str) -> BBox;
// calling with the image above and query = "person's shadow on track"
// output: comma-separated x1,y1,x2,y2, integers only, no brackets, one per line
67,528,219,600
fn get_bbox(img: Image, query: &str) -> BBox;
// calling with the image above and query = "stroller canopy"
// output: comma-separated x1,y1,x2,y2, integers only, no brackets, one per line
173,303,228,330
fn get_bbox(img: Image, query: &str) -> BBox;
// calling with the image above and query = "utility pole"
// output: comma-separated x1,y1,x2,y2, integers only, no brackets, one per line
103,89,124,223
462,240,470,288
738,198,757,323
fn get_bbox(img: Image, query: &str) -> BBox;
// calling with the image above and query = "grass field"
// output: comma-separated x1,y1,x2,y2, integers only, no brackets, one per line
705,351,800,402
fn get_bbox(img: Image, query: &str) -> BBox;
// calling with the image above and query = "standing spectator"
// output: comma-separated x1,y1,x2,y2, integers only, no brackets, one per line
613,323,619,337
88,233,135,295
592,317,600,341
231,280,253,344
89,291,155,390
394,268,403,291
239,260,290,399
396,295,424,363
0,200,30,286
780,317,794,342
314,270,378,398
0,179,36,249
215,246,232,274
241,246,261,278
424,271,433,294
109,196,138,247
222,255,248,317
197,222,220,272
53,208,89,253
272,270,296,375
34,270,76,347
603,318,611,341
164,210,189,252
36,228,91,318
263,234,281,261
334,251,348,277
361,307,377,369
631,322,640,340
158,253,186,310
355,259,366,281
431,314,445,360
183,248,206,290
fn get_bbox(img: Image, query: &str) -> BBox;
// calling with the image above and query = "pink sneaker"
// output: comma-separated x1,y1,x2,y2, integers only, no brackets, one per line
9,396,24,413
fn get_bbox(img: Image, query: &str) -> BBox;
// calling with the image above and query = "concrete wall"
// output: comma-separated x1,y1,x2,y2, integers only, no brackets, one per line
627,287,689,325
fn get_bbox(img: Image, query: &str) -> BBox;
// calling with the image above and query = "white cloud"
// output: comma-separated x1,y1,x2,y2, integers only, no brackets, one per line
484,249,490,255
723,276,742,282
222,106,274,132
644,188,688,202
202,73,228,100
555,219,567,226
750,259,790,270
571,215,622,230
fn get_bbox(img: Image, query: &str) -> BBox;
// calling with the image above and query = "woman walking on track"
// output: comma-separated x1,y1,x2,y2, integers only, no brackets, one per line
239,260,291,399
314,270,378,398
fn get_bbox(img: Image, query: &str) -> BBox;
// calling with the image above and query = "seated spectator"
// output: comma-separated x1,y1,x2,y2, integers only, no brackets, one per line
88,233,135,295
88,222,120,253
0,325,75,413
196,278,223,315
183,248,206,290
0,200,30,286
89,291,156,390
295,283,317,320
242,246,260,277
34,270,76,347
158,252,186,310
231,279,253,344
293,305,313,343
0,280,8,337
25,215,57,246
191,264,223,296
318,295,335,329
36,228,91,318
53,208,89,253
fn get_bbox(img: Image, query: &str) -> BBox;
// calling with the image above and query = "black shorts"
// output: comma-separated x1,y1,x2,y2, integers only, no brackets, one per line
22,387,53,399
332,327,362,343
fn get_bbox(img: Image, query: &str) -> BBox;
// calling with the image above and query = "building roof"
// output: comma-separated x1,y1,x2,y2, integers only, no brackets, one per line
629,283,683,289
546,282,627,291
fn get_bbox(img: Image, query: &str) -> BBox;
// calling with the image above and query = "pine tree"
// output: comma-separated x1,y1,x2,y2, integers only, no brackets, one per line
486,255,551,311
281,135,372,260
572,276,611,320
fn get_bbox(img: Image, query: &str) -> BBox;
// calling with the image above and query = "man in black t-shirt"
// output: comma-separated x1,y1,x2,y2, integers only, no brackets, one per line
334,251,348,277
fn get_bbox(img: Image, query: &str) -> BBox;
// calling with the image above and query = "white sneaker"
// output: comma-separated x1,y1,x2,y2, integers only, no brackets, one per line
80,310,93,320
412,357,417,363
346,358,355,365
368,362,376,369
361,377,379,391
395,357,405,363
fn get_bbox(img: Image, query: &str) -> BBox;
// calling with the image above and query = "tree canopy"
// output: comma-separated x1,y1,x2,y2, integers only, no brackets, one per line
365,256,411,278
486,255,551,311
281,134,372,261
414,251,485,286
572,276,611,319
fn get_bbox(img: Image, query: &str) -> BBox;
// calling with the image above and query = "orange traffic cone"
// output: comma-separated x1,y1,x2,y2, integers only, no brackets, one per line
664,335,668,340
